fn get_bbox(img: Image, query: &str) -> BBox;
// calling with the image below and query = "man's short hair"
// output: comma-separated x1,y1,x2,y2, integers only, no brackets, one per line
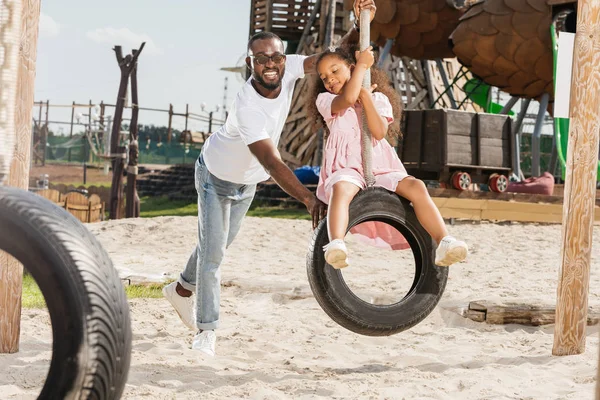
247,31,284,53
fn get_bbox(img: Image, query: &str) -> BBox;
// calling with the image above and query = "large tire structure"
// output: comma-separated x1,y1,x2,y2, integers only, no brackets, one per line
0,186,131,399
307,187,448,336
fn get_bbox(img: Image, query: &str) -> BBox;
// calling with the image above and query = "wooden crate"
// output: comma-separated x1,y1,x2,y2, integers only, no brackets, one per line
399,109,514,185
249,0,317,42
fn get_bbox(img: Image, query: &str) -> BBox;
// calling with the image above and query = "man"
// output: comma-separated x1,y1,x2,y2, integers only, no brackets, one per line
163,0,376,357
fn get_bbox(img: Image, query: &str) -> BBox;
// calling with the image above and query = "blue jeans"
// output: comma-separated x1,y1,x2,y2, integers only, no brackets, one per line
178,153,256,330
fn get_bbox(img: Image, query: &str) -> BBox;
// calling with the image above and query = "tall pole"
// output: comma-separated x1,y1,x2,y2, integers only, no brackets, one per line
184,103,189,131
0,0,41,354
108,43,144,220
109,47,130,220
552,0,600,356
126,48,141,218
68,100,75,162
167,103,173,144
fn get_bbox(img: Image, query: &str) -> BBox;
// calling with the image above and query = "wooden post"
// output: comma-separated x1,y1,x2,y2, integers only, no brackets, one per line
126,48,141,218
109,46,131,220
0,0,41,354
108,43,144,220
99,100,105,146
552,0,600,356
167,103,173,144
68,100,75,162
323,0,336,48
88,99,93,163
42,100,49,166
184,103,189,131
318,0,329,47
35,100,42,165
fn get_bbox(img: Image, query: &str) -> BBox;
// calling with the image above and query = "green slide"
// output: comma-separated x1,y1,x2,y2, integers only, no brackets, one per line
551,24,600,181
462,78,514,116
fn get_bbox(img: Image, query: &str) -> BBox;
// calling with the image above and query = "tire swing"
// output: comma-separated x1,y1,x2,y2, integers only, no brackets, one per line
0,187,132,399
0,6,131,398
306,12,448,336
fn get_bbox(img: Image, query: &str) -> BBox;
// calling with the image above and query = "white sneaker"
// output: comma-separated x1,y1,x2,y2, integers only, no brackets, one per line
162,281,196,330
192,330,216,357
323,239,349,269
435,236,468,266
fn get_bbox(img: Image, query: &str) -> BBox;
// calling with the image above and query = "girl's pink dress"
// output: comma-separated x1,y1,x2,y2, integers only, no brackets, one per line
315,91,410,251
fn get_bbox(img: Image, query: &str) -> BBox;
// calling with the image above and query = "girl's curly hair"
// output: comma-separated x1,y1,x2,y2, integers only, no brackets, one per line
306,44,403,145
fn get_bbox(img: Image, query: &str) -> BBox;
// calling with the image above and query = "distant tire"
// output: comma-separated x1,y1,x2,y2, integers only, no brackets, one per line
306,187,448,336
488,174,508,193
0,186,131,399
451,171,471,191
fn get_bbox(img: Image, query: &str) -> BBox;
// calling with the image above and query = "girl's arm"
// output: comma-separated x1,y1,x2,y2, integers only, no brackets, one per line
358,88,388,141
331,47,374,115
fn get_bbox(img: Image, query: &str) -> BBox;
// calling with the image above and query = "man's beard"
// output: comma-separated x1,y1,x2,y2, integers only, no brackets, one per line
253,70,283,90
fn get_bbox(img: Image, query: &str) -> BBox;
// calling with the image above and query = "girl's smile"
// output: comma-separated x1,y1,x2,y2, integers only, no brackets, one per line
317,55,352,95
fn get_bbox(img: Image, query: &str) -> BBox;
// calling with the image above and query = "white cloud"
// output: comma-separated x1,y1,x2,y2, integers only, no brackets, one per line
86,27,162,56
39,13,60,37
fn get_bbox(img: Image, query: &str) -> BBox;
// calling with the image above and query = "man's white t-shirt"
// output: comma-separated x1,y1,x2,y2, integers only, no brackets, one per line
202,54,307,184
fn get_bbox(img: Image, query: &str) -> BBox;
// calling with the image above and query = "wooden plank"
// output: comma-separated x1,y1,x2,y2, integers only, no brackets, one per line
286,109,307,124
432,197,600,223
402,58,426,88
289,80,307,113
300,135,318,165
296,133,316,159
437,207,482,220
282,117,311,147
433,197,485,210
482,199,563,214
445,110,476,137
464,309,486,322
406,89,427,110
481,210,563,223
272,5,311,13
280,149,301,166
464,301,600,326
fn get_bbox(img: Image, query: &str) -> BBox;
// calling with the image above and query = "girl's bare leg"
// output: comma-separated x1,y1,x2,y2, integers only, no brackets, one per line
395,177,468,266
394,177,447,244
327,181,361,241
325,181,361,269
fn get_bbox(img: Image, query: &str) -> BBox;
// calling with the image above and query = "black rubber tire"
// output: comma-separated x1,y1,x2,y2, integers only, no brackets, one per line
0,186,131,399
307,187,448,336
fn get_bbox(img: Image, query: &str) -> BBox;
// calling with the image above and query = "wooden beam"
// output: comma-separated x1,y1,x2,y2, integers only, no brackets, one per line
431,197,600,224
0,0,41,354
462,301,600,326
552,0,600,357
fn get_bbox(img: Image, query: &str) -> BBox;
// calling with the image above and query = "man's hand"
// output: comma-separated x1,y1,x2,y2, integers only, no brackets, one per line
248,138,327,229
305,195,327,229
353,0,376,24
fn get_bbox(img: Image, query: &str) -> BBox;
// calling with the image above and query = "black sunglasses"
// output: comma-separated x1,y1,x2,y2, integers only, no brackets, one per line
251,53,286,65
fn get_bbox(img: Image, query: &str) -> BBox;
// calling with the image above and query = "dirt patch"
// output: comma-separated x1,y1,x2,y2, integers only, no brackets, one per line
29,163,113,187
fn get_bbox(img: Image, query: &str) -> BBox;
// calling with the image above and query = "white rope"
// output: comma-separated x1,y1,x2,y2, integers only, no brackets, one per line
359,9,375,187
0,0,21,185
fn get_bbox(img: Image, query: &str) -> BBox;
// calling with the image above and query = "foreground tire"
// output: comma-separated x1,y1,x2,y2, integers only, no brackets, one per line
0,186,131,399
307,187,448,336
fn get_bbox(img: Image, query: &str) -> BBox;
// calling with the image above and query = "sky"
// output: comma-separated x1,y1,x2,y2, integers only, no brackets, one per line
36,0,252,135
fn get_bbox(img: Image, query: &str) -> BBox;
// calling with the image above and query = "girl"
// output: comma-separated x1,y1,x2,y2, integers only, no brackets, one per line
309,45,468,269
